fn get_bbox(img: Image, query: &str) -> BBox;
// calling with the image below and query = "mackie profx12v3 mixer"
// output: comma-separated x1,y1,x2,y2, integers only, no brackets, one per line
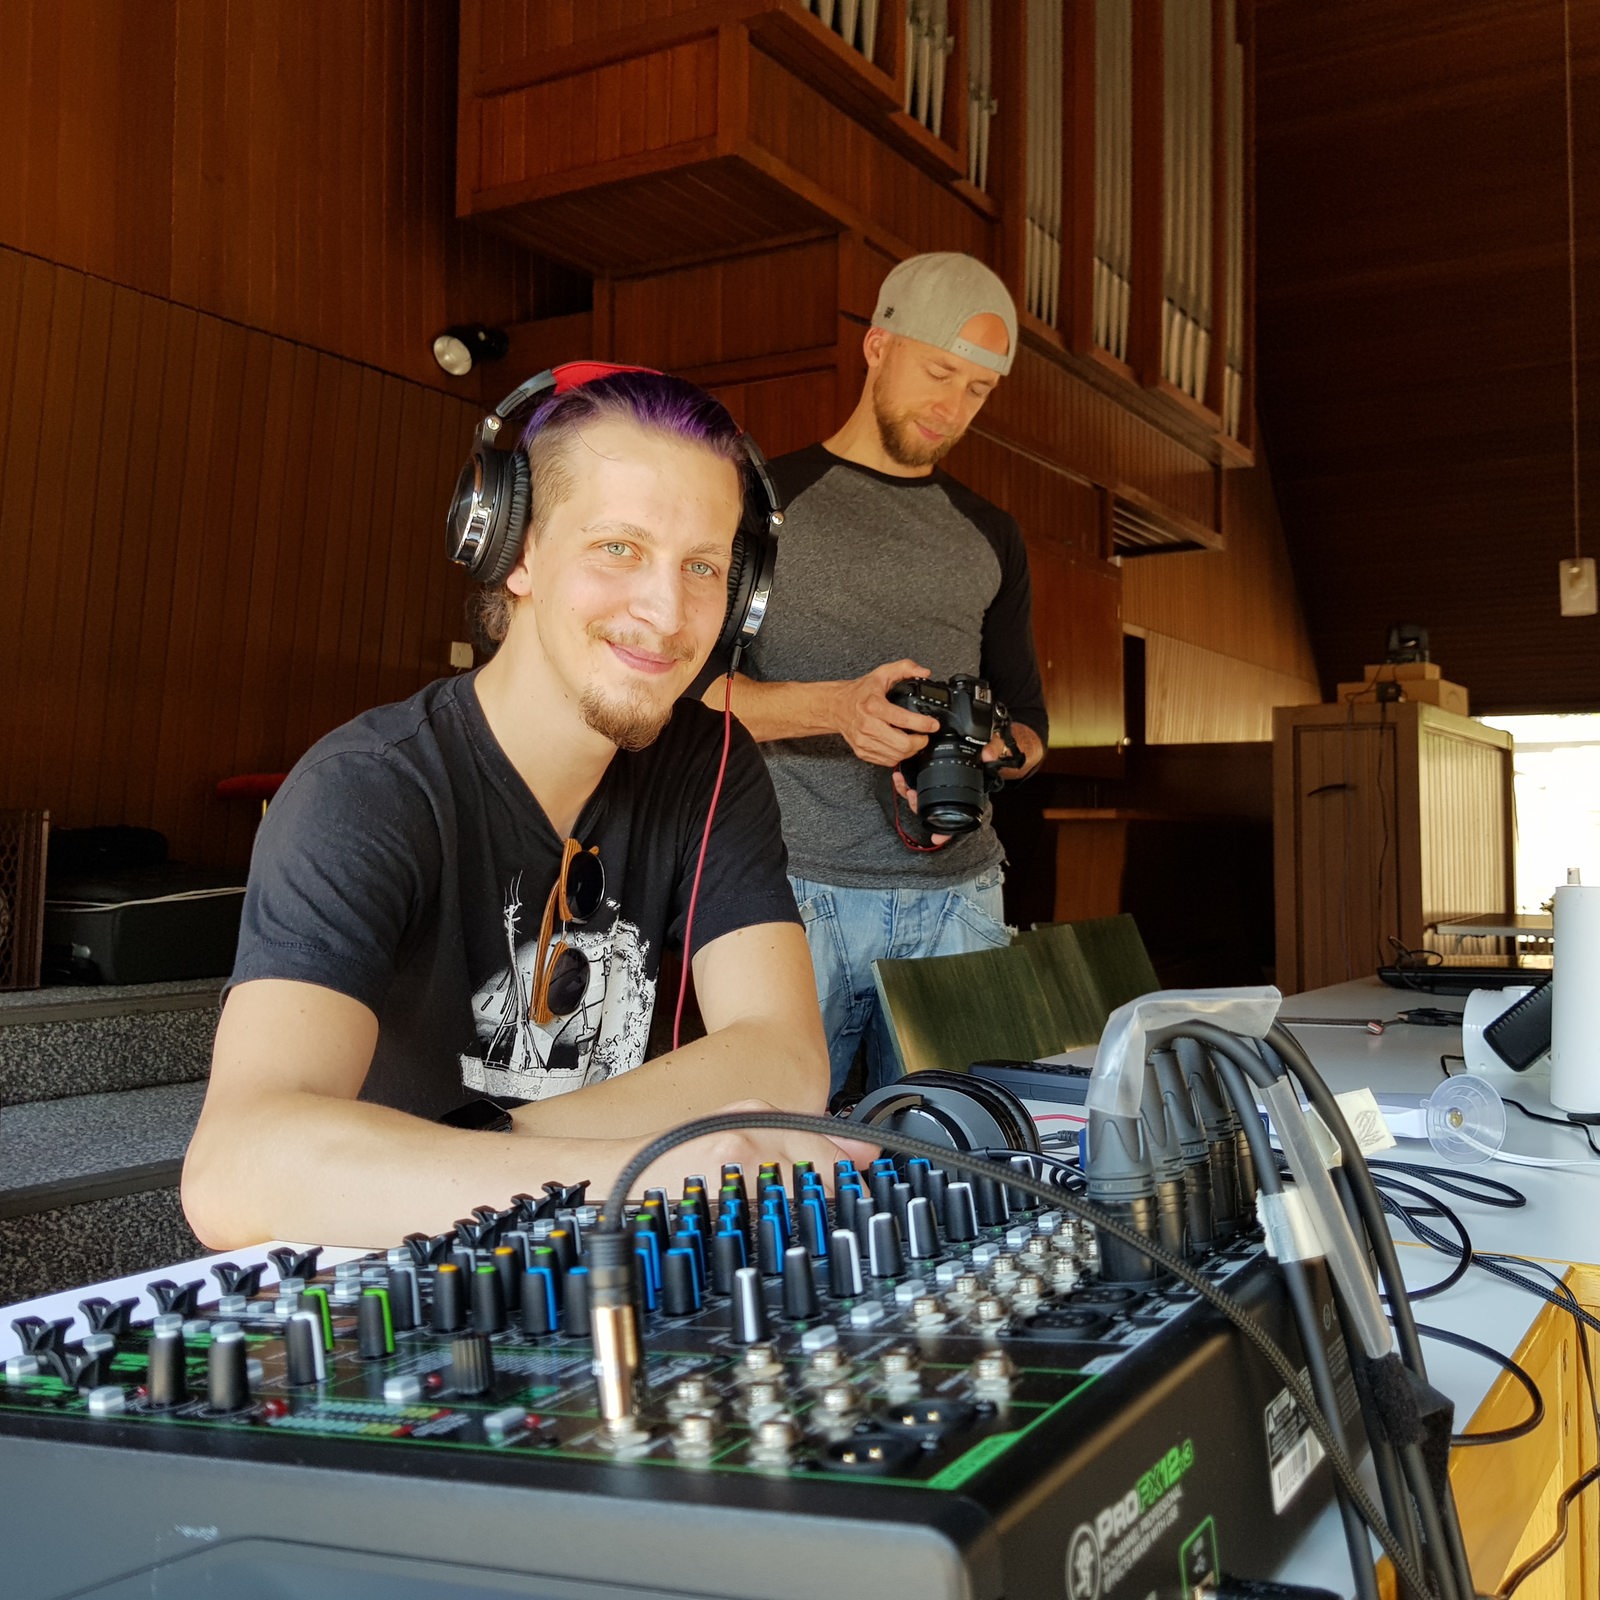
1,1137,1360,1600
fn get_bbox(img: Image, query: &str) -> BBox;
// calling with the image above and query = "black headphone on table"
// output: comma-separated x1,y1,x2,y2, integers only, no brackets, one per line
445,361,781,666
846,1070,1042,1157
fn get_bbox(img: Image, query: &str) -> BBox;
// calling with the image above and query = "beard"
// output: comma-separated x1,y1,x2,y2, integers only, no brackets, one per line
578,624,694,751
874,397,962,468
578,682,673,751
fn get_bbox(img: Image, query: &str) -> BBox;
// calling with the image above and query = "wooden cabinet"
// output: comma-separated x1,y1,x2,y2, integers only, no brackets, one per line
1386,1265,1600,1600
1272,702,1513,994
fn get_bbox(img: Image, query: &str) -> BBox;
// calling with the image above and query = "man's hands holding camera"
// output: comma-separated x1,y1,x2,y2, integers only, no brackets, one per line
831,658,942,766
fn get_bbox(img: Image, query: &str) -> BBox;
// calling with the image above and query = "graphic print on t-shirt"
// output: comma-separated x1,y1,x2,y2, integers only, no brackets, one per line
458,872,655,1102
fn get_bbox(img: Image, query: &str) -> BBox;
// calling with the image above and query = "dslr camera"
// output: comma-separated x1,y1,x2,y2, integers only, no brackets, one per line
885,674,1018,836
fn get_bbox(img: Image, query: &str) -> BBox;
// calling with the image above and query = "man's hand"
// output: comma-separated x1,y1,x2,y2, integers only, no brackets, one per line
890,766,953,848
631,1100,880,1197
831,659,941,766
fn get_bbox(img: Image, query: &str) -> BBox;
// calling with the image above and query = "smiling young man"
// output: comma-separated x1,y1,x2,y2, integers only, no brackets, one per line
702,254,1049,1098
183,369,864,1251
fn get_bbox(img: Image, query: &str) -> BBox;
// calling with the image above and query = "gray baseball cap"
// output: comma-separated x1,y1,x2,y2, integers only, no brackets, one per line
870,252,1017,376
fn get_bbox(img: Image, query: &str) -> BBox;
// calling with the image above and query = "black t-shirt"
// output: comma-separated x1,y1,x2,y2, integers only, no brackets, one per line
230,672,798,1119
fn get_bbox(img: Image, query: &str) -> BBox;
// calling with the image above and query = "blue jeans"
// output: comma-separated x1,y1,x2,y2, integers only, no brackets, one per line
789,866,1011,1098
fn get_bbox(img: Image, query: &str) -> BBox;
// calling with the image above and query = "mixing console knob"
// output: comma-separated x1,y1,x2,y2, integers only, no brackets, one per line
851,1196,877,1254
799,1193,830,1259
867,1213,903,1279
720,1163,748,1203
78,1296,139,1337
730,1266,770,1344
546,1227,578,1274
711,1228,747,1296
357,1288,394,1359
673,1225,707,1283
1007,1155,1038,1211
146,1316,188,1409
471,1264,507,1334
833,1158,857,1190
973,1174,1009,1227
781,1244,820,1321
835,1184,860,1233
564,1266,591,1336
430,1263,464,1332
662,1247,702,1317
521,1265,559,1335
206,1321,251,1412
905,1196,940,1259
147,1278,205,1319
757,1213,784,1277
869,1167,896,1213
944,1182,979,1242
925,1166,950,1215
449,1331,495,1396
493,1245,521,1313
284,1310,326,1386
386,1265,420,1331
210,1261,266,1299
267,1246,322,1282
828,1230,864,1298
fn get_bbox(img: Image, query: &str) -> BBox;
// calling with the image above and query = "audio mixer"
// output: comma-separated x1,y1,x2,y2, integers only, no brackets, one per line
1,1154,1357,1600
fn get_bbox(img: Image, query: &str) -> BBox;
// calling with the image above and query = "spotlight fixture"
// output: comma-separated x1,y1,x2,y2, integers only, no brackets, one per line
431,323,510,377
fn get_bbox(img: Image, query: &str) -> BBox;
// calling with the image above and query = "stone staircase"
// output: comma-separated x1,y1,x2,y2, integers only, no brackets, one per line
0,980,220,1304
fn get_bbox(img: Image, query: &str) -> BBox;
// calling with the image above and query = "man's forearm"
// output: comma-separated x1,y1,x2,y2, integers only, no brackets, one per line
512,1015,828,1142
704,672,843,743
1008,721,1046,779
183,1089,631,1252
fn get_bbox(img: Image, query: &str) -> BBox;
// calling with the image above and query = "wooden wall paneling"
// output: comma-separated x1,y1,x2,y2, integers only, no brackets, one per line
4,260,70,808
123,302,203,833
3,2,555,860
605,239,840,373
984,345,1217,530
151,308,228,842
7,1,574,394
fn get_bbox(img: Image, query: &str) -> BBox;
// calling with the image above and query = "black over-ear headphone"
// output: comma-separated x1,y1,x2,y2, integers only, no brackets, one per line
445,360,781,666
846,1070,1042,1157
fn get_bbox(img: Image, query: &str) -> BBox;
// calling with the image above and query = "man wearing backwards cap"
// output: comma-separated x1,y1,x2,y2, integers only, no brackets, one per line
702,252,1048,1098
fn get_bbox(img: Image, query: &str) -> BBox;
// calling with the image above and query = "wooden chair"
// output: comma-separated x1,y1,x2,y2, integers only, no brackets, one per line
1023,913,1161,1013
872,934,1105,1078
871,913,1162,1080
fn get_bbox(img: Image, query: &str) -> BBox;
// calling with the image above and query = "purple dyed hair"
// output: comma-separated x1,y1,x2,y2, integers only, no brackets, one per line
474,368,747,646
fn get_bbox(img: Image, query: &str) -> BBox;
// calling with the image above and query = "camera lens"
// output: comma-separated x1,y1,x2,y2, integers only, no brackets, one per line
911,738,987,834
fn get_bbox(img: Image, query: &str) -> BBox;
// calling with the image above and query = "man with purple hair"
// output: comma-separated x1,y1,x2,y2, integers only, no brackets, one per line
184,368,866,1250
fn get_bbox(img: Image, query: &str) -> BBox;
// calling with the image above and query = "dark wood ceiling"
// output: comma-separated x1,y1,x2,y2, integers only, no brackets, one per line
1255,0,1600,714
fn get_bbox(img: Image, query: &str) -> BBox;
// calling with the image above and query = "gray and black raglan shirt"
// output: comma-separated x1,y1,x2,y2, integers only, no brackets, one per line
747,444,1048,889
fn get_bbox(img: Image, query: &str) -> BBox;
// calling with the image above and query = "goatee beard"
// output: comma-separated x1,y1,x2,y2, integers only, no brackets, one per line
874,402,959,468
579,684,672,752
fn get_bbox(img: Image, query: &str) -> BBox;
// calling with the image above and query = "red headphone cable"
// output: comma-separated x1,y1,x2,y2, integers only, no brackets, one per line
672,670,736,1051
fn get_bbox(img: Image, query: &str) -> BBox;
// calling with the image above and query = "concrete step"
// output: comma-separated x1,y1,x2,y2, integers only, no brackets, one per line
0,979,221,1105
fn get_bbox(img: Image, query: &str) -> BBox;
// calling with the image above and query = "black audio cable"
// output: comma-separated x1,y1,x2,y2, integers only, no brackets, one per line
1203,1044,1385,1600
1256,1026,1479,1600
1410,1324,1543,1448
1369,1159,1600,1596
597,1107,1439,1600
1179,1025,1447,1596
